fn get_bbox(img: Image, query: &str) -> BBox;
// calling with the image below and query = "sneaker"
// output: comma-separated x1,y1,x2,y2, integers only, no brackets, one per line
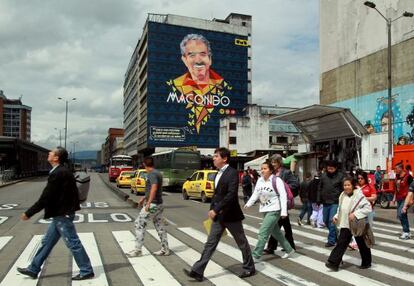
126,249,142,257
399,232,411,240
281,249,295,259
297,218,303,226
153,249,170,256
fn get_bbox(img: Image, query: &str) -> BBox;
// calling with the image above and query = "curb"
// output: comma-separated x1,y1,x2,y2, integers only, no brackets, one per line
0,179,25,188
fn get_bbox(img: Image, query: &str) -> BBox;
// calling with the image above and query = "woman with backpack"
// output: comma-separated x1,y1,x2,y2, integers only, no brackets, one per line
244,160,295,262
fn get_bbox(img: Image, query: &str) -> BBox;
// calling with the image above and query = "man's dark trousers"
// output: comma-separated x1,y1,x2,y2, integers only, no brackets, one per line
191,220,254,275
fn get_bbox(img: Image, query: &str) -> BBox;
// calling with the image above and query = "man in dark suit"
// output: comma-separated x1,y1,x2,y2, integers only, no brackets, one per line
184,147,255,282
17,147,94,281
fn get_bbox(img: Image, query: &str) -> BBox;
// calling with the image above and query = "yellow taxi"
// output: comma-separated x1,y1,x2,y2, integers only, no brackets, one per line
116,170,136,188
182,170,217,203
130,169,147,195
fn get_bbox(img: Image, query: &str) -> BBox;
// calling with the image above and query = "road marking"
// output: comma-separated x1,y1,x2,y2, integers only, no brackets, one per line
296,224,414,265
235,227,388,286
112,231,180,286
373,221,401,230
0,216,8,225
178,227,317,286
244,214,262,220
0,235,43,286
0,236,12,251
147,229,251,285
72,233,108,286
372,226,399,235
243,224,414,283
164,218,177,226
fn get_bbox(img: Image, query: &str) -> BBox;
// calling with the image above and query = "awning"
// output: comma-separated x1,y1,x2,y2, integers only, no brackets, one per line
270,105,368,143
244,154,270,170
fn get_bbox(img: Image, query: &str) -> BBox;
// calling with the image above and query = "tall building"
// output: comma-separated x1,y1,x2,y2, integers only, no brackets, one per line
0,90,31,141
123,13,252,159
320,0,414,145
103,128,124,165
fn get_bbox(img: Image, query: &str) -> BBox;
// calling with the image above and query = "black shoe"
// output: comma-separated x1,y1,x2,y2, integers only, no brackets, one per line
359,264,371,269
72,272,95,280
239,270,256,278
17,267,37,279
325,242,335,247
262,248,274,255
183,269,204,282
325,262,339,272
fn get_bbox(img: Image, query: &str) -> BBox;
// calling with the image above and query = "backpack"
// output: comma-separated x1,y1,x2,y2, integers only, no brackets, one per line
280,168,300,197
272,175,295,210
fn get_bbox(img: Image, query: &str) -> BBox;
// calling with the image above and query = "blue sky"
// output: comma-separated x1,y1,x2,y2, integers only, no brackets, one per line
0,0,319,151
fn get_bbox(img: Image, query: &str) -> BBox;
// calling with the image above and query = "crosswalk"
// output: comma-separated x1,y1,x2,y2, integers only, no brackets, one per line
0,217,413,286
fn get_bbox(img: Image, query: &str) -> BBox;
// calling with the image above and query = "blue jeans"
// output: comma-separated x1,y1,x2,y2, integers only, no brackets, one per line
28,214,93,275
397,200,410,233
323,204,338,245
299,201,313,221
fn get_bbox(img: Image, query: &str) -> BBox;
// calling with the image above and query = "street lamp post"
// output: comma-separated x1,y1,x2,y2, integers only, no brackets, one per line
54,128,62,147
57,97,76,149
364,1,413,170
71,141,79,164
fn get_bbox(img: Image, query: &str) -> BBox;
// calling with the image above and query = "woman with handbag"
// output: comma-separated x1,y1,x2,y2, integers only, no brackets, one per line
325,177,372,271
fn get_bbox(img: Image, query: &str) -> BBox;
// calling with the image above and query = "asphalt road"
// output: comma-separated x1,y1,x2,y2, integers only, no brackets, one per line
0,173,414,286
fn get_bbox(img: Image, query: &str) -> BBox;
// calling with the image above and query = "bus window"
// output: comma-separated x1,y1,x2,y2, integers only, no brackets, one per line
173,153,201,169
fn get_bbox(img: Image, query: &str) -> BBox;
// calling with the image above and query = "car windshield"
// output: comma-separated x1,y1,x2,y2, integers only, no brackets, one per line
207,173,216,181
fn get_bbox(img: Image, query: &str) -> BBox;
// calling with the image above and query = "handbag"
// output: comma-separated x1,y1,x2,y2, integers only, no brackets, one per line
349,196,367,237
363,223,375,248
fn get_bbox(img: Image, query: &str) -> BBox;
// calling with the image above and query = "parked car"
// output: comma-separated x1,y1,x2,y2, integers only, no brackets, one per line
130,169,147,195
116,170,135,188
182,170,217,203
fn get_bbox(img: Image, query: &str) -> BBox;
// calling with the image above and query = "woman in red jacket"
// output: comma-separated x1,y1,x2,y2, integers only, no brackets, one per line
395,163,413,240
357,171,377,225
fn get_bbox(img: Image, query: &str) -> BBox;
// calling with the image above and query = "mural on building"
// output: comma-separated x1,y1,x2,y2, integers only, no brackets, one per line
166,33,232,134
333,84,414,145
146,22,248,148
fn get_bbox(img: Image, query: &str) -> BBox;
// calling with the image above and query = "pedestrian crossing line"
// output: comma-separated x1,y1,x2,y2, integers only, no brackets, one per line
293,225,414,265
371,226,400,236
235,229,388,286
0,235,43,286
243,224,414,283
373,221,402,231
374,240,414,254
72,233,108,286
178,227,318,286
0,236,12,251
112,231,180,286
146,229,252,286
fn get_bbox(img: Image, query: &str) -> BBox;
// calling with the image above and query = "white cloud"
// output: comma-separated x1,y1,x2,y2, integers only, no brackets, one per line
0,0,319,151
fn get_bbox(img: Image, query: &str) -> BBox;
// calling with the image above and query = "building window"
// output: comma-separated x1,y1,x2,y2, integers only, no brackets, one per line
269,136,273,144
277,136,288,144
229,137,237,144
229,123,237,130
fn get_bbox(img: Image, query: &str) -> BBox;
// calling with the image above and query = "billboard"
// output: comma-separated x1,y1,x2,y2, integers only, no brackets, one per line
146,21,248,148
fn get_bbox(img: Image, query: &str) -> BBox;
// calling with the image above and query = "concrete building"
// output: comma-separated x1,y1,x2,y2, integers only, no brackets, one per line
219,105,300,155
102,128,124,166
320,0,414,144
123,13,252,159
0,90,31,141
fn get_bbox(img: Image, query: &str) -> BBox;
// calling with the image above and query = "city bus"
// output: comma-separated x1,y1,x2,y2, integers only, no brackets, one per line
151,150,201,189
108,155,133,182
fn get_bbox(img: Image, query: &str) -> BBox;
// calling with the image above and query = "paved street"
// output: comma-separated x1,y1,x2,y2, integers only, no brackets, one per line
1,174,414,286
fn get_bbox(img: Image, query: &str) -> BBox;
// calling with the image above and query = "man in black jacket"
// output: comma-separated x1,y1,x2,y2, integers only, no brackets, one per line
17,147,94,280
184,147,255,282
317,160,344,247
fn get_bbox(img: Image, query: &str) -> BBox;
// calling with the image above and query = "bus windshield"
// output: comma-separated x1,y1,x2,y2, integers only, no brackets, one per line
110,156,132,167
